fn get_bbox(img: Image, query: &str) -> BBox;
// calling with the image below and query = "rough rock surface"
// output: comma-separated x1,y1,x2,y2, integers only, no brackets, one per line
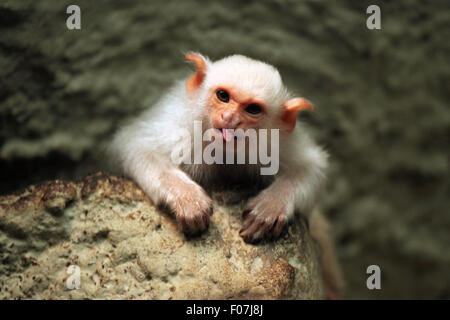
0,172,323,299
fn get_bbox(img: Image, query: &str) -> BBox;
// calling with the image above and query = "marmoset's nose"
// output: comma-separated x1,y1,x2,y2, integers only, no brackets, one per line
220,112,241,128
221,111,231,122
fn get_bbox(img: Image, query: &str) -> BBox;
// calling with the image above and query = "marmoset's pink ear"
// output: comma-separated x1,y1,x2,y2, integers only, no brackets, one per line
185,53,208,94
281,97,314,132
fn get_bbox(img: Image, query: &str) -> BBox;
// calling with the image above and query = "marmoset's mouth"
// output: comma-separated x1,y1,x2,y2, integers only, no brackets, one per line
214,128,237,142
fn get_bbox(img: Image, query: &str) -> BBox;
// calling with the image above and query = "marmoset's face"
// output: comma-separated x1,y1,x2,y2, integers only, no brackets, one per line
206,85,268,142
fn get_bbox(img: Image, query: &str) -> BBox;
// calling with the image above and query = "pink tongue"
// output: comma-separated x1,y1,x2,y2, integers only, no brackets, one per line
222,129,234,142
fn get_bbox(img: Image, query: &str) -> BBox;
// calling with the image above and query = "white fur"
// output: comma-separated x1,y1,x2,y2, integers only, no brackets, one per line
109,54,328,221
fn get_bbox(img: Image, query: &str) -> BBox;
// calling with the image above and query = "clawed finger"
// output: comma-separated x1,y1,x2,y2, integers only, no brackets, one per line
270,216,287,240
178,208,211,235
240,207,289,243
240,214,278,243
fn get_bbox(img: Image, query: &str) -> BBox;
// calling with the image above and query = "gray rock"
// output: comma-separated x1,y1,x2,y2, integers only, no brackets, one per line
0,172,323,299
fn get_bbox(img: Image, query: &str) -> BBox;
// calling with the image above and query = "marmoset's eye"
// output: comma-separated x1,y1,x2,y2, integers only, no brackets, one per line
216,89,230,103
245,103,263,115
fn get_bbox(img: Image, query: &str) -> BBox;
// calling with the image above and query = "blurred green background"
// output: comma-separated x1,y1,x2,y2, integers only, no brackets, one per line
0,0,449,299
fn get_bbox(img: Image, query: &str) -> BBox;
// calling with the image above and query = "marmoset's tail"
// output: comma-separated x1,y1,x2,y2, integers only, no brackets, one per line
309,210,345,300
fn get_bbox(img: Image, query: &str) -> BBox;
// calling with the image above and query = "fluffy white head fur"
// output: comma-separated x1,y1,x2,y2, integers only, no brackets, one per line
201,54,290,113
